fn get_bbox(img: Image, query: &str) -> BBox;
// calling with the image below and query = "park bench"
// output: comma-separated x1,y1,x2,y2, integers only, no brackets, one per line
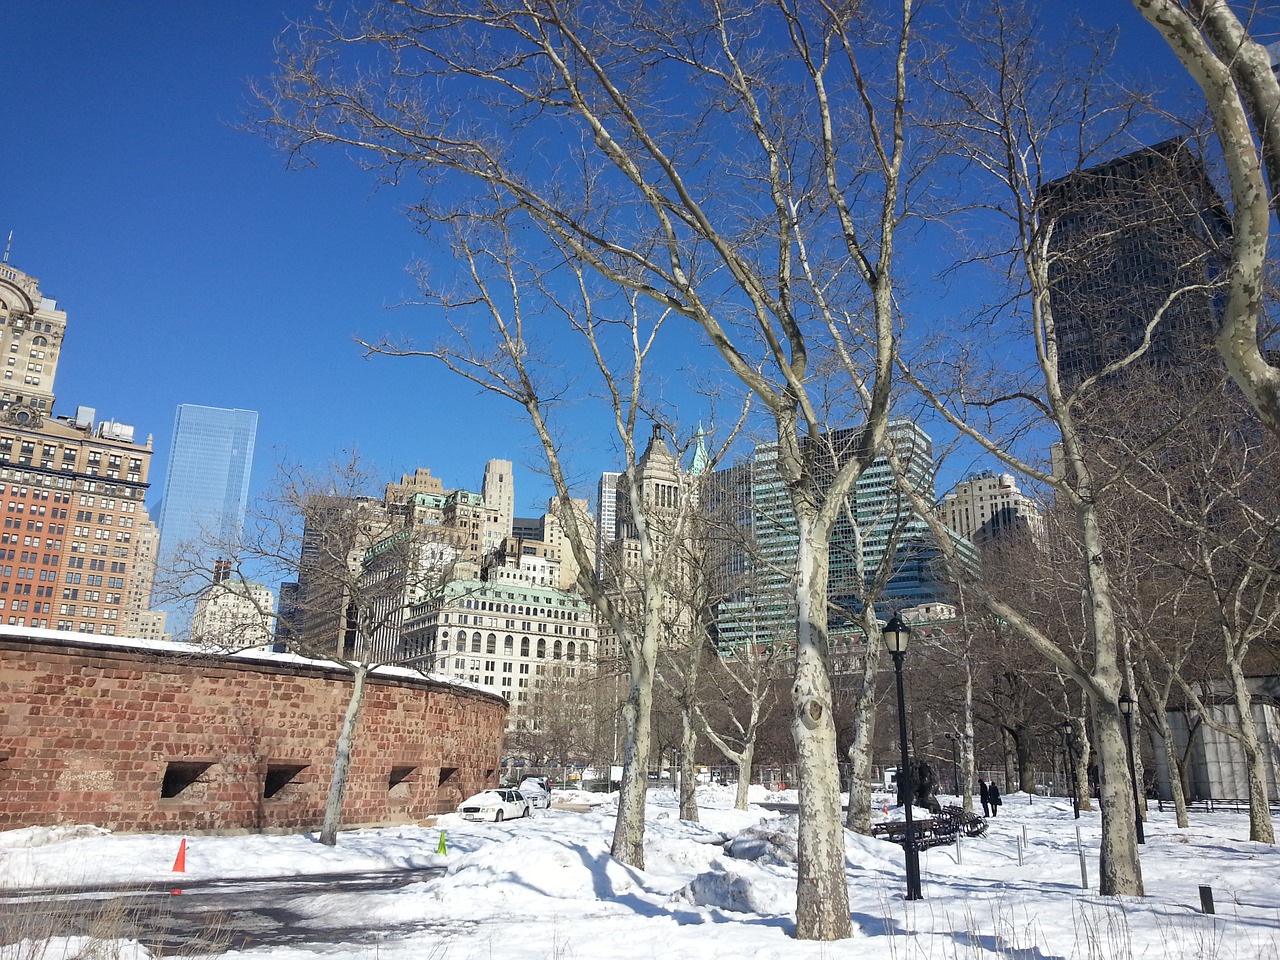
870,805,988,849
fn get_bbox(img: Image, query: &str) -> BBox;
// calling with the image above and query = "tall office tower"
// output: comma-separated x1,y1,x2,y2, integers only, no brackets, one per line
481,458,514,551
940,472,1045,549
122,514,165,639
1040,138,1229,387
0,262,156,636
713,421,971,651
594,472,620,576
155,404,258,637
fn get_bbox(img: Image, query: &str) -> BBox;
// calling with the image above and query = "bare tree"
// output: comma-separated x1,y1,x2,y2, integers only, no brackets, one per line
1133,0,1280,438
1112,382,1280,842
890,4,1182,895
165,454,459,845
260,2,925,938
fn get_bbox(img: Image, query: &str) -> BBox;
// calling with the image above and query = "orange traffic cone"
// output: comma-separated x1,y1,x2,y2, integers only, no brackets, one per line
171,837,187,895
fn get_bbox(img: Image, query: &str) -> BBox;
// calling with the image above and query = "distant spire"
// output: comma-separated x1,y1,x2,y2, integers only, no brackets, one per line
690,423,711,476
2,231,11,263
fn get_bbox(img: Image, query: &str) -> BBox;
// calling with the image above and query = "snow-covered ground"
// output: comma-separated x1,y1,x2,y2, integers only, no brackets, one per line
2,785,1277,959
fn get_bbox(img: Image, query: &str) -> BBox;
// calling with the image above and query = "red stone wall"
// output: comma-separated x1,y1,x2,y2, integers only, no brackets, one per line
0,633,508,833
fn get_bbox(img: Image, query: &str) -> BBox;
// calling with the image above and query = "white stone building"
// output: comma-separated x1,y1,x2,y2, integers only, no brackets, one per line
191,579,274,649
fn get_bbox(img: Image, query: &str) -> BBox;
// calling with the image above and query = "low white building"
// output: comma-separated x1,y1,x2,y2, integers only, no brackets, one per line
191,580,274,650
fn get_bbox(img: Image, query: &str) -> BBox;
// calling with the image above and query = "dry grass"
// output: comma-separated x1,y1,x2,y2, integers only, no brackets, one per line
0,891,231,960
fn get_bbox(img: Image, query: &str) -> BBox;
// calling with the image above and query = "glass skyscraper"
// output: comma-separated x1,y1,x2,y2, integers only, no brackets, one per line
156,404,258,637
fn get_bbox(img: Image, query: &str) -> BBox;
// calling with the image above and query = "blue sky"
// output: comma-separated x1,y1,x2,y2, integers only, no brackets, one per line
3,3,1266,520
3,3,567,515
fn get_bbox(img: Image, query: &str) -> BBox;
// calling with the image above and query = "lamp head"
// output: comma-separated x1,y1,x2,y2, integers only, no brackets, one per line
882,612,911,654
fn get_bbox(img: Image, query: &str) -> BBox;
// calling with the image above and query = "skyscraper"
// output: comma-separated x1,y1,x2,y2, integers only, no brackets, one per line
594,471,620,576
1040,138,1229,387
712,420,970,650
0,260,158,637
155,404,258,636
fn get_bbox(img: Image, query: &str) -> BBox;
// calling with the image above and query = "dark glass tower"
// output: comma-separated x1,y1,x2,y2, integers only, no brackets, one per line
1040,138,1230,388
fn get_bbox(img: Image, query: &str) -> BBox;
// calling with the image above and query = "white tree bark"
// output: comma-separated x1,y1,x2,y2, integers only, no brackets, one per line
320,662,368,846
790,518,851,938
1132,0,1280,438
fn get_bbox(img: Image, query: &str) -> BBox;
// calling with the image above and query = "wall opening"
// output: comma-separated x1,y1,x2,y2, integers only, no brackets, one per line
263,763,308,799
438,766,459,786
388,765,416,799
160,761,213,799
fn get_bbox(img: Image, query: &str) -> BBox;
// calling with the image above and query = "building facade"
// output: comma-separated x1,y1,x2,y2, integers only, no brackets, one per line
401,548,597,735
594,472,620,577
0,262,157,637
155,404,258,636
1041,138,1229,387
191,577,275,648
713,421,970,651
939,471,1045,549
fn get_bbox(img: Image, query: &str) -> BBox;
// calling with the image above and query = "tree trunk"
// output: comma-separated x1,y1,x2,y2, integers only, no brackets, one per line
612,612,659,868
961,663,975,815
1015,729,1035,793
1227,659,1276,843
1003,730,1018,793
678,709,699,823
320,663,368,846
1093,699,1145,896
735,741,755,811
791,522,852,940
844,626,882,833
1153,709,1190,828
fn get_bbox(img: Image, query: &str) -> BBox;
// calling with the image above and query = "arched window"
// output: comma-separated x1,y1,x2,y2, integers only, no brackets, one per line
536,638,546,659
455,636,465,652
486,633,497,654
520,637,530,657
504,635,514,655
471,631,482,653
553,640,562,660
566,642,576,661
580,644,591,663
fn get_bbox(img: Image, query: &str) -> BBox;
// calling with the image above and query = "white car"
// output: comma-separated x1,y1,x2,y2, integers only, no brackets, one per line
518,779,551,810
457,788,531,822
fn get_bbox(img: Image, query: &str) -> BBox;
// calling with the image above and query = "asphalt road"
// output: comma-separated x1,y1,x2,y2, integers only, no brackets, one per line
1,867,448,956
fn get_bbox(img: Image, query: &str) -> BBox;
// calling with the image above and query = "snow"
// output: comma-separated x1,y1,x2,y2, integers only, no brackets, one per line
2,786,1278,959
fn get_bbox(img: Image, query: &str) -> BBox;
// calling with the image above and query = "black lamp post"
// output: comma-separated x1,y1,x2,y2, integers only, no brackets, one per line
884,612,922,900
1118,693,1146,844
944,731,961,797
1060,720,1079,819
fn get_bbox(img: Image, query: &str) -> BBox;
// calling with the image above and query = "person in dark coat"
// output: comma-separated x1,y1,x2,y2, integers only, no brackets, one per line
979,779,992,817
987,779,1002,816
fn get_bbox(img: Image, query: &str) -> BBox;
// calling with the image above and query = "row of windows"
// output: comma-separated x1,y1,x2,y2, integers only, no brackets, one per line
459,597,584,620
448,633,587,661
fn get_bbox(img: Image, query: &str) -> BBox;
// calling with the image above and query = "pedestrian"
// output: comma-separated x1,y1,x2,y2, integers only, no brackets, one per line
989,779,1002,817
979,779,992,817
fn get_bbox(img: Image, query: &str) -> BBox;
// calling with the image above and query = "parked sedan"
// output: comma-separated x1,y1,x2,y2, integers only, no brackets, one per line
518,778,551,809
457,788,531,822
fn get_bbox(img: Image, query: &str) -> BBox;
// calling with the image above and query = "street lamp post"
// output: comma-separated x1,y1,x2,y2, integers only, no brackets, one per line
1118,693,1146,844
884,612,922,901
1060,720,1080,819
944,732,961,797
